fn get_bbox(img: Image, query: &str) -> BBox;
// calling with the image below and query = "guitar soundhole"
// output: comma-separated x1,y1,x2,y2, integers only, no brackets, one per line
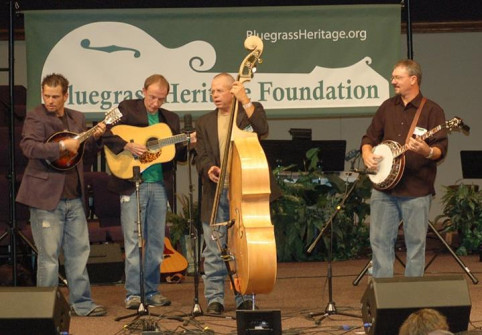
146,137,161,153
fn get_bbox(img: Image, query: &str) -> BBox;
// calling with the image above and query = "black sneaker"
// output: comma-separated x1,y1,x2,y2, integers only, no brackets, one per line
207,302,224,315
237,300,255,310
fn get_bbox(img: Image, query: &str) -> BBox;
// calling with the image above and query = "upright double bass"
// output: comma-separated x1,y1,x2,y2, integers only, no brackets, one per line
209,36,277,296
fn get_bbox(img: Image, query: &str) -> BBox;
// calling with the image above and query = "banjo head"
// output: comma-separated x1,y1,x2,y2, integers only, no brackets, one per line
369,141,399,185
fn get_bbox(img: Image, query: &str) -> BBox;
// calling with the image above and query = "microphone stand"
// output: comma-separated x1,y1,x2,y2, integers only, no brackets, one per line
306,158,362,325
184,130,203,317
115,166,160,331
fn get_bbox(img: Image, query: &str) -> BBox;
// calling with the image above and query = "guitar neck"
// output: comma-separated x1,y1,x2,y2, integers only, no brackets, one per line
149,133,188,150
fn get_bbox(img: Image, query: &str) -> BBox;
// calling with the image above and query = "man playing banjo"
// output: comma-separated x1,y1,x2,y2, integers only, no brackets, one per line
360,59,448,278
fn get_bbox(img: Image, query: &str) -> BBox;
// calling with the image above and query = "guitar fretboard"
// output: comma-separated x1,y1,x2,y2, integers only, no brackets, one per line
147,133,189,150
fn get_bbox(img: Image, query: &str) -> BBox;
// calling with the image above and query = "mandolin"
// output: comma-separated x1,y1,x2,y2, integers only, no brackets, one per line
45,107,122,171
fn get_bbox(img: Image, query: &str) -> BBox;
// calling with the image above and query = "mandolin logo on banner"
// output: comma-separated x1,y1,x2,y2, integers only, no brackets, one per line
24,6,400,119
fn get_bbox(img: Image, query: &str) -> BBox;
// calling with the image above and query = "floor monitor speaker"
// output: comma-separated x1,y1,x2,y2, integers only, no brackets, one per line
361,275,471,335
236,310,282,335
0,286,70,335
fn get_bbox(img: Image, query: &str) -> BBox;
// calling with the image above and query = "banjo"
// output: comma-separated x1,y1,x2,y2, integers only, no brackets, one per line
368,117,465,190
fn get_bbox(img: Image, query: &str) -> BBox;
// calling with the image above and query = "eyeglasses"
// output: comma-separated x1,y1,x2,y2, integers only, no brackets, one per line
390,75,409,81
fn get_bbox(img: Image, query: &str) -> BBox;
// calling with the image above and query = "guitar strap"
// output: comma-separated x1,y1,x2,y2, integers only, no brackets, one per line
405,97,427,144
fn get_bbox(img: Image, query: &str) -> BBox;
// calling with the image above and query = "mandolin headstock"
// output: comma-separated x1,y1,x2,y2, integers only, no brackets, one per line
104,107,123,125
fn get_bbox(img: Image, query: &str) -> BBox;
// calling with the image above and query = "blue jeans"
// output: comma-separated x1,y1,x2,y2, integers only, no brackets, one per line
370,189,431,278
30,198,99,316
202,189,249,307
120,181,167,299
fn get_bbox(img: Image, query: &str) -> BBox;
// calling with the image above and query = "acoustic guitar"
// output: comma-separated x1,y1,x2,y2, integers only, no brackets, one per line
160,237,188,283
104,123,190,179
45,107,122,170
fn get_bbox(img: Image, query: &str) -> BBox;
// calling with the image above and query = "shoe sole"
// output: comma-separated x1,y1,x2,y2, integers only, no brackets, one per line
147,301,171,307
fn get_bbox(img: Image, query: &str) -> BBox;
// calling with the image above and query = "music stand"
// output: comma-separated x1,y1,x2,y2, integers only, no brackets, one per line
460,150,482,179
260,139,346,172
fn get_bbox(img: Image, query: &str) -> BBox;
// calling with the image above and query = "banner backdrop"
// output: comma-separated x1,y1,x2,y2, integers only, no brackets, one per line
24,5,400,120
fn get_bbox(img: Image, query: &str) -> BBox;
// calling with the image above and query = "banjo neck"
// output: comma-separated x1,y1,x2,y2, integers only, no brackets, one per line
394,124,444,159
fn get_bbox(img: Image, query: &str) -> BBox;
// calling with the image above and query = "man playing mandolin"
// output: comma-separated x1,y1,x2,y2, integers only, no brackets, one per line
16,73,107,316
360,59,448,278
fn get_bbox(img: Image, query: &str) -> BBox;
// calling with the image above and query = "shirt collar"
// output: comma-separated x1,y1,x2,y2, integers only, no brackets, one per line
394,92,424,109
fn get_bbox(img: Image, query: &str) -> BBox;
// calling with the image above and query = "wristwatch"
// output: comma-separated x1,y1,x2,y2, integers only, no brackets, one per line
425,147,434,159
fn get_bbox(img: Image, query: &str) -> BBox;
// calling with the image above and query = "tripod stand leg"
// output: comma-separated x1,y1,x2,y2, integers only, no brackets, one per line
352,260,371,286
17,229,68,286
427,221,479,284
2,227,68,286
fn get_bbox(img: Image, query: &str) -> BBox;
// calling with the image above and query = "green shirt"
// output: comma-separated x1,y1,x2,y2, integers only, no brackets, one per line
142,112,164,183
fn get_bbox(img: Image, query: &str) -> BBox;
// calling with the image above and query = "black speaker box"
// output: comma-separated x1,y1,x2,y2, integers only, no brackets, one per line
361,275,471,335
0,287,70,335
236,310,282,335
60,243,124,283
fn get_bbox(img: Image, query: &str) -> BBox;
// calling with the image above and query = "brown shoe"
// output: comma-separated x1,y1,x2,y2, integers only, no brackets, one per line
71,305,107,317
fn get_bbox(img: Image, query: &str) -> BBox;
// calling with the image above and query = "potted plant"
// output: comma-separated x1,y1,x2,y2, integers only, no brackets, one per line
166,194,200,275
271,148,372,262
436,183,482,255
166,194,199,248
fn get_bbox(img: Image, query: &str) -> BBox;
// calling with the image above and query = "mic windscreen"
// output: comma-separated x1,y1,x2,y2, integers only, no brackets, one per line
183,114,193,132
132,166,141,178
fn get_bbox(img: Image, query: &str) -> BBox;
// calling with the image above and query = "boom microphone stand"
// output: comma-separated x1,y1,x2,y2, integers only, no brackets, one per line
306,167,362,325
115,166,160,331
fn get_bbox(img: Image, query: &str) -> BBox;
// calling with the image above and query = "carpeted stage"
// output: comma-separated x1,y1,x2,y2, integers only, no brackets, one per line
64,252,482,335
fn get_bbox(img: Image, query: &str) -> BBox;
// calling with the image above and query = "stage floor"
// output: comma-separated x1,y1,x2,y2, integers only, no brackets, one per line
66,253,482,335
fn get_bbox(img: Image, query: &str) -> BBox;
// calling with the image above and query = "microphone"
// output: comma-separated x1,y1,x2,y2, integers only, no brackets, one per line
350,168,376,175
183,114,194,133
345,149,360,161
130,166,143,183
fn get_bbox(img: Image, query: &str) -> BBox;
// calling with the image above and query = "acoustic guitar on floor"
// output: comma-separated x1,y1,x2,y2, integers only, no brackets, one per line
161,237,188,283
104,123,190,179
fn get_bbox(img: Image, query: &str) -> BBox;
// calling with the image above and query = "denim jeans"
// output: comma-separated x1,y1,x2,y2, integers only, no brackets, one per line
30,198,99,316
202,189,250,307
370,189,431,278
120,181,167,299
